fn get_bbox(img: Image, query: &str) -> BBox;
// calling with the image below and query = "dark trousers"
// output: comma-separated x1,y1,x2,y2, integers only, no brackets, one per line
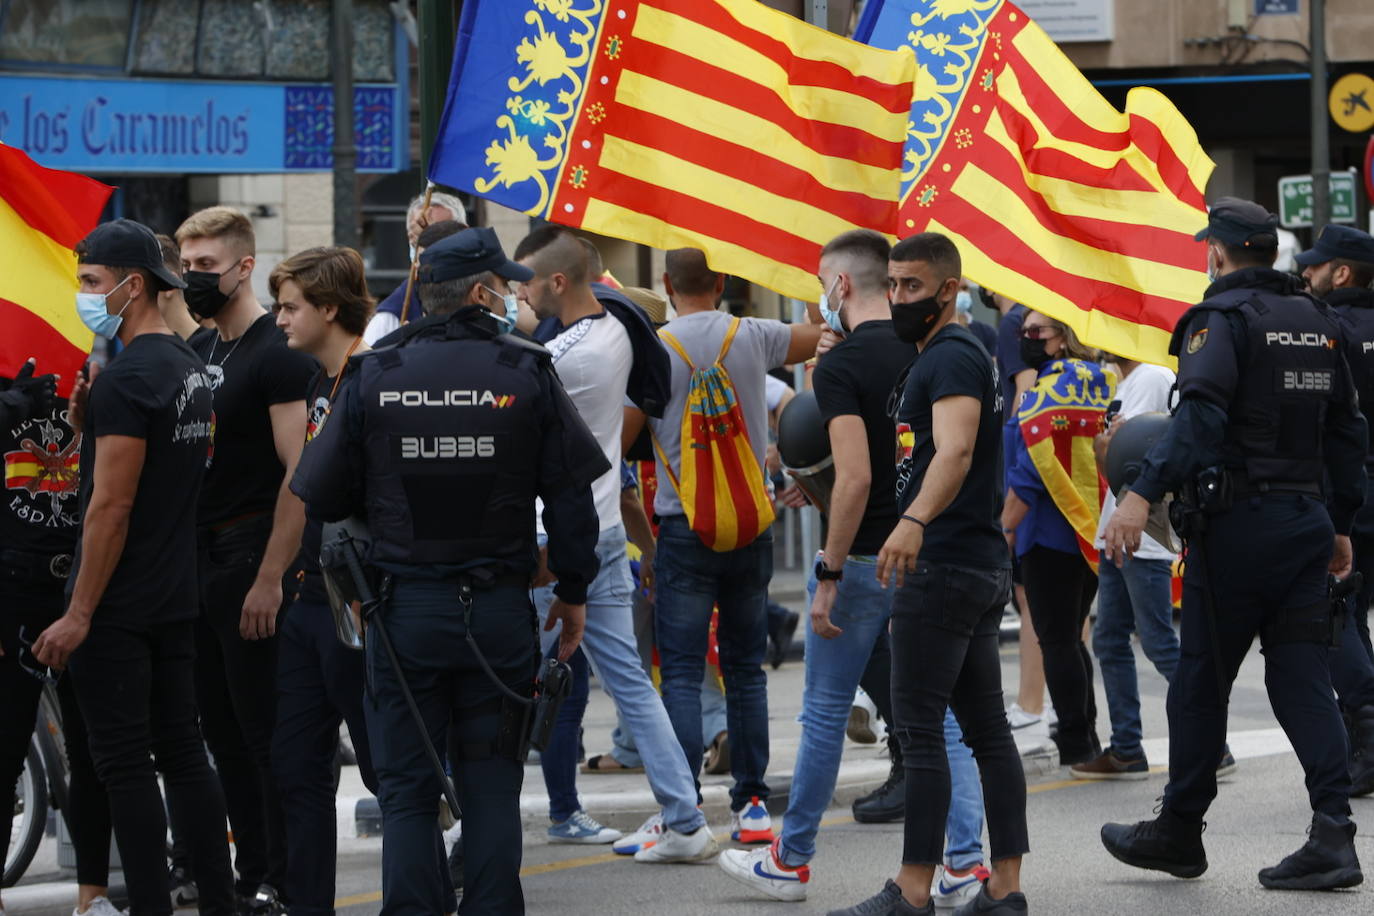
195,519,288,892
889,562,1027,865
1164,494,1351,821
0,578,110,886
1352,527,1374,667
272,589,377,916
1021,545,1099,760
540,646,590,823
860,628,901,762
69,619,235,916
365,578,536,916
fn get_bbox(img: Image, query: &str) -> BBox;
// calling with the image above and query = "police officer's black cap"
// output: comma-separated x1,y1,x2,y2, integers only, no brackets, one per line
1295,224,1374,267
418,226,533,284
1192,197,1279,248
78,219,185,290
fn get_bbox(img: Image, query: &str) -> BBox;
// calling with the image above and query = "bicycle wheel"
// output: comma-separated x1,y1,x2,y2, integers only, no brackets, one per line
4,741,48,888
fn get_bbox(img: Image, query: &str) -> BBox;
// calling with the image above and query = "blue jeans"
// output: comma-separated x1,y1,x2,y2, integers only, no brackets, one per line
1093,553,1178,759
779,557,984,870
533,526,704,834
611,669,726,768
653,514,772,810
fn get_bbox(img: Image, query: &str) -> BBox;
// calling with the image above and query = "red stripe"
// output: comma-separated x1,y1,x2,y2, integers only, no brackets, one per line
652,0,912,113
974,136,1205,269
589,171,822,274
630,45,900,166
0,146,112,249
0,296,87,397
928,197,1193,333
606,111,897,229
995,104,1156,194
1127,113,1207,210
715,412,761,543
1003,51,1129,153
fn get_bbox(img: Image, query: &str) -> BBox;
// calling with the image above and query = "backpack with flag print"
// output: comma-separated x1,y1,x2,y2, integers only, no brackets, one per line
654,317,775,552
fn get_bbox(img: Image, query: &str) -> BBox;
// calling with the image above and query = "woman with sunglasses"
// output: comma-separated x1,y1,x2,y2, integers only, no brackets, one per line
999,312,1115,767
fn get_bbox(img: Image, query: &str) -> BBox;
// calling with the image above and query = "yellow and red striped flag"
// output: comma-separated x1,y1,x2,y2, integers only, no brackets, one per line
429,0,915,299
0,144,113,394
859,0,1213,364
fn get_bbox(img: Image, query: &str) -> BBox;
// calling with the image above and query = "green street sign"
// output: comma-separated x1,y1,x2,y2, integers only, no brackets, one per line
1278,172,1357,228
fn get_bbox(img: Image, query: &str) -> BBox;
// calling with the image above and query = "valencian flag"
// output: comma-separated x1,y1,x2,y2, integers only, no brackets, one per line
1016,358,1115,572
858,0,1214,365
0,144,113,395
428,0,916,299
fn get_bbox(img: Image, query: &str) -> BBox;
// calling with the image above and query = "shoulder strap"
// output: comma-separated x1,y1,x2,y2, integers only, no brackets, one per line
714,317,742,366
658,328,695,371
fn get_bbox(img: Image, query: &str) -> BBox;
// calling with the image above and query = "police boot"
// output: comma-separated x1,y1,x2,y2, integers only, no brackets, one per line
1257,812,1363,890
853,744,905,824
1100,806,1207,878
1350,705,1374,798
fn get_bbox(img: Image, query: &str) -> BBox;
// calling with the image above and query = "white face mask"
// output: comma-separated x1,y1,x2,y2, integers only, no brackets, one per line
75,275,133,340
818,275,844,336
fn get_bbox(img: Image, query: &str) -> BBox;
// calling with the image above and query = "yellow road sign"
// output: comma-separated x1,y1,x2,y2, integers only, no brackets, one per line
1330,73,1374,133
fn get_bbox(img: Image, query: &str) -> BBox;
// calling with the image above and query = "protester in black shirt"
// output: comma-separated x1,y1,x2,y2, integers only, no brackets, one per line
32,218,235,916
833,233,1027,916
268,246,379,914
177,206,314,911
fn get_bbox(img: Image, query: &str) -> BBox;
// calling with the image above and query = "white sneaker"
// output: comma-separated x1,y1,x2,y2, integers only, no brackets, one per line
548,808,623,844
730,796,775,844
633,824,719,863
931,864,989,908
75,898,125,916
847,688,881,744
612,812,663,855
1005,702,1042,730
718,838,810,901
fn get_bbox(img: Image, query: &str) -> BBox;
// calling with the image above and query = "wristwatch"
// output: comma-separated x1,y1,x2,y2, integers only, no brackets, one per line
814,554,844,582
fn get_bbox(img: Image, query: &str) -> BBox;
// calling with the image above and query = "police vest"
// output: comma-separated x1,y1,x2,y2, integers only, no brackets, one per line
1327,287,1374,463
1173,286,1345,486
355,313,551,569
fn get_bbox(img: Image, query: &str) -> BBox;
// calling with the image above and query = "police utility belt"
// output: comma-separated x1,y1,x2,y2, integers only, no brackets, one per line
1,547,73,583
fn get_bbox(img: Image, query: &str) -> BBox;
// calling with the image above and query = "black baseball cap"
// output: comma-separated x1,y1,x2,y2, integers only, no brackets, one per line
418,226,533,284
1295,224,1374,267
79,219,185,290
1193,197,1280,247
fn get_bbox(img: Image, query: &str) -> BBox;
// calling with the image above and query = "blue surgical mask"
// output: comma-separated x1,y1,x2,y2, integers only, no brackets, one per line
76,275,132,340
956,290,973,314
818,276,845,336
481,285,520,334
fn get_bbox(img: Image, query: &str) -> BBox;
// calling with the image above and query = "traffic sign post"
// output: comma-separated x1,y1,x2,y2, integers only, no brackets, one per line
1278,171,1358,228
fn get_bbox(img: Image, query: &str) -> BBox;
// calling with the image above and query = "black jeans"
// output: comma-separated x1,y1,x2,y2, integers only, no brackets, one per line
0,577,109,886
1164,494,1351,822
860,628,901,762
272,588,376,916
1021,545,1100,761
195,518,289,892
889,561,1027,865
69,619,235,916
365,578,535,915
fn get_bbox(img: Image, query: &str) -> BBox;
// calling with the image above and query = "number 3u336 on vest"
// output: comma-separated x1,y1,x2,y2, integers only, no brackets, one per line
398,436,496,459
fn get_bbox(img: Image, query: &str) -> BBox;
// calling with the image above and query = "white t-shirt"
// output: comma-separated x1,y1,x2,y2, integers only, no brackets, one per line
538,312,632,533
1094,362,1176,559
647,311,790,518
363,311,399,346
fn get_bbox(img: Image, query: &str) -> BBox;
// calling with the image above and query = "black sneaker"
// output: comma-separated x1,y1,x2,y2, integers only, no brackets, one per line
239,884,286,916
1100,807,1207,878
1257,812,1363,890
952,881,1029,915
169,865,198,908
769,609,800,669
853,758,905,824
827,880,932,916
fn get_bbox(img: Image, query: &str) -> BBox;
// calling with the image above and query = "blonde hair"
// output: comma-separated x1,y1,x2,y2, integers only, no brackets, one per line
175,206,256,256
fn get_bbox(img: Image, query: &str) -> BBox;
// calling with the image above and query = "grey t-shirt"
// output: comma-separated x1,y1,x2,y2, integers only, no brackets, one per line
648,311,790,518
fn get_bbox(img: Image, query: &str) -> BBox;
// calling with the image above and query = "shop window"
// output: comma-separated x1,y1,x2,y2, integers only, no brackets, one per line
0,0,134,69
131,0,200,74
196,0,265,77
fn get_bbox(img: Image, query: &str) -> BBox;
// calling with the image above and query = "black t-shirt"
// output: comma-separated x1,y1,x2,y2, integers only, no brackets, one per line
811,319,914,555
0,398,80,557
894,324,1008,569
190,313,315,526
295,367,353,604
73,334,214,622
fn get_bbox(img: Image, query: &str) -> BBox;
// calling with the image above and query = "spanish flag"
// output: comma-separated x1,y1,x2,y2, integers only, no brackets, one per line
858,0,1213,365
0,144,113,394
430,0,915,300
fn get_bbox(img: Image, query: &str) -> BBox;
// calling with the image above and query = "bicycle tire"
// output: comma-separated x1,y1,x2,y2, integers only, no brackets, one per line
3,741,48,888
35,688,70,823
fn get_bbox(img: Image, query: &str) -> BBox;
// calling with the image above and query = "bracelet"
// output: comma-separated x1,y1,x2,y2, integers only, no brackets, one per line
901,514,927,529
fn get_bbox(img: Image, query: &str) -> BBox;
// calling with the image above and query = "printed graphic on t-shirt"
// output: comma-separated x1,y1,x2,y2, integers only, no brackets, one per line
306,394,330,442
3,411,80,531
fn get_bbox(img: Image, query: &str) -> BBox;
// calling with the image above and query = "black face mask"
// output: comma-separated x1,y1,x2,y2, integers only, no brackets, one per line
1019,336,1053,370
890,296,944,344
183,267,241,320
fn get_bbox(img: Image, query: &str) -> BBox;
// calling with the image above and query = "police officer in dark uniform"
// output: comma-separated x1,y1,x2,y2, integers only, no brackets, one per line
1299,223,1374,796
1099,198,1368,890
290,227,609,915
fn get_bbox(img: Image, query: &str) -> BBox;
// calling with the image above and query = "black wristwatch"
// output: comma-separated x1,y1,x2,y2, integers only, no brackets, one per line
814,555,844,582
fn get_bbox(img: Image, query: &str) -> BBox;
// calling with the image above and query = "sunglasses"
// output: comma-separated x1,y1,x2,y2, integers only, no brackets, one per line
1020,326,1062,340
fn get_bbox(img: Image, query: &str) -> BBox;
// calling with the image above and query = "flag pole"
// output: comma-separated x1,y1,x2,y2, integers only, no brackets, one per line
1311,0,1329,230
